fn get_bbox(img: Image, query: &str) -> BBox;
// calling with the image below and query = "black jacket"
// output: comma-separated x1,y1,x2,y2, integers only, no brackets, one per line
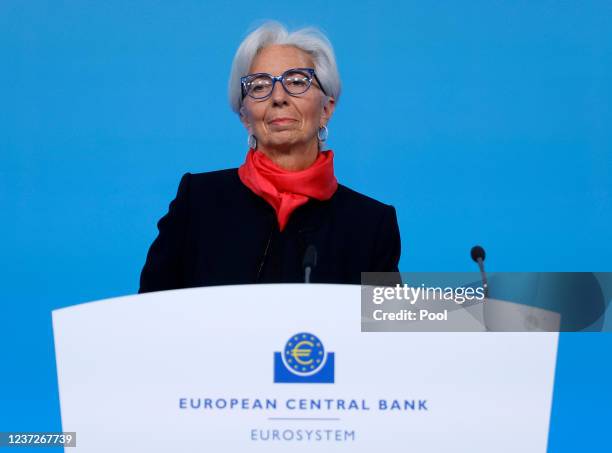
138,169,401,293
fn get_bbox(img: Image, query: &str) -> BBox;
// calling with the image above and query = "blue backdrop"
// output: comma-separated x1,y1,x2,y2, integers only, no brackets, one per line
1,1,610,451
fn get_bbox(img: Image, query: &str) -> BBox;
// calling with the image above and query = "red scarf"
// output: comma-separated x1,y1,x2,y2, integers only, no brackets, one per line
238,149,338,231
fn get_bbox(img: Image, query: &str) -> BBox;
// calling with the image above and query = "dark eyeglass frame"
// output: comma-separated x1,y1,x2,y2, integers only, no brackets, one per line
240,67,328,100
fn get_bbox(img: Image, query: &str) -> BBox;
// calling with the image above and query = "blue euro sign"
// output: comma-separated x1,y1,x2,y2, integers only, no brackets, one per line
274,332,335,383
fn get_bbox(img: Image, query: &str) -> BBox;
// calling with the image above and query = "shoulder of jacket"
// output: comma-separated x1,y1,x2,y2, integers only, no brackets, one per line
335,183,394,213
183,168,240,190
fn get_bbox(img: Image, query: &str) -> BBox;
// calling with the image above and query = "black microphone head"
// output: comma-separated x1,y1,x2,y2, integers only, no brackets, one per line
303,245,318,269
470,245,486,263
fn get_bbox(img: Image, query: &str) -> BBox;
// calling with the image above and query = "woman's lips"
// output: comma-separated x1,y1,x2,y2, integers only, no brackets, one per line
269,118,296,126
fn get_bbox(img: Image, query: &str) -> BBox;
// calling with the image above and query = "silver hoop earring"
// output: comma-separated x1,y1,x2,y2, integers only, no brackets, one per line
248,134,257,149
317,125,329,142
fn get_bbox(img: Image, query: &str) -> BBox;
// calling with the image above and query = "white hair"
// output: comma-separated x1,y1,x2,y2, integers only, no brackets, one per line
228,21,341,114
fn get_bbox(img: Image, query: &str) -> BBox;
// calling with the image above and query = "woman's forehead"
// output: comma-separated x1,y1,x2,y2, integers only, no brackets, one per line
249,45,314,75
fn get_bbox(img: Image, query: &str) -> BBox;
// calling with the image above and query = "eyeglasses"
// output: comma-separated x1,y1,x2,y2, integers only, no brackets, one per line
241,67,327,100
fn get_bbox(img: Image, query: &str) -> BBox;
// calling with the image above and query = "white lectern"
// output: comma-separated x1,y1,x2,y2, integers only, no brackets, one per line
52,284,558,452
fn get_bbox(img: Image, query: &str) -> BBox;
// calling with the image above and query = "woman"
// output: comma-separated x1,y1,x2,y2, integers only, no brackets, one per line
138,22,401,293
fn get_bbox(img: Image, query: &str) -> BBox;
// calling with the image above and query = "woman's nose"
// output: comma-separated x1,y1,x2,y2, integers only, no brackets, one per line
270,80,289,105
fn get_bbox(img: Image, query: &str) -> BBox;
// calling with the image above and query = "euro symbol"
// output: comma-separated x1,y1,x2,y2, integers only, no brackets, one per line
290,340,313,365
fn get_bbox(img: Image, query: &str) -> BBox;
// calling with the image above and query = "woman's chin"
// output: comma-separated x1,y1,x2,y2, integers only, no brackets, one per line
263,136,308,152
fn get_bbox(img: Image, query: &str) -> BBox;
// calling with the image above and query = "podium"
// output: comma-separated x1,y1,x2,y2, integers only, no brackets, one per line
52,284,558,452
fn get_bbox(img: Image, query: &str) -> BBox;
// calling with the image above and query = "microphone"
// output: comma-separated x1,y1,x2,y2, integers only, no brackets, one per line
303,245,318,284
470,245,488,297
255,212,276,282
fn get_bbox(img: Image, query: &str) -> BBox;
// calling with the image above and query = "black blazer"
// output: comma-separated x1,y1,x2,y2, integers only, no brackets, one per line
138,169,401,293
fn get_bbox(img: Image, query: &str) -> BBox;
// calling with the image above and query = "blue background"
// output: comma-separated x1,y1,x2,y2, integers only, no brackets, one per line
1,1,610,451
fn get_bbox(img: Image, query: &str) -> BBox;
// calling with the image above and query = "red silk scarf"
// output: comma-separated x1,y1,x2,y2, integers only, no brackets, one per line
238,149,338,231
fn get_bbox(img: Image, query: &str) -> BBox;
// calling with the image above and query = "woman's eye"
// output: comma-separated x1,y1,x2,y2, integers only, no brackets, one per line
249,80,271,93
286,77,308,87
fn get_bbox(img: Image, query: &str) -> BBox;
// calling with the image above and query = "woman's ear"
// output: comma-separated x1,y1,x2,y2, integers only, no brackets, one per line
320,96,336,126
239,105,251,131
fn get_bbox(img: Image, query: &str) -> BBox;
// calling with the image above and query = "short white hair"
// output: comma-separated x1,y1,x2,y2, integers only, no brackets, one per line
228,21,341,114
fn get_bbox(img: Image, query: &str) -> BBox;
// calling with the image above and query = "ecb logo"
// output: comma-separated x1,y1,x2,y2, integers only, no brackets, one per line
274,332,335,383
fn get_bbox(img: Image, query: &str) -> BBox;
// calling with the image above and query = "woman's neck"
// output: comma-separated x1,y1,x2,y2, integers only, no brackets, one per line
258,141,319,171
